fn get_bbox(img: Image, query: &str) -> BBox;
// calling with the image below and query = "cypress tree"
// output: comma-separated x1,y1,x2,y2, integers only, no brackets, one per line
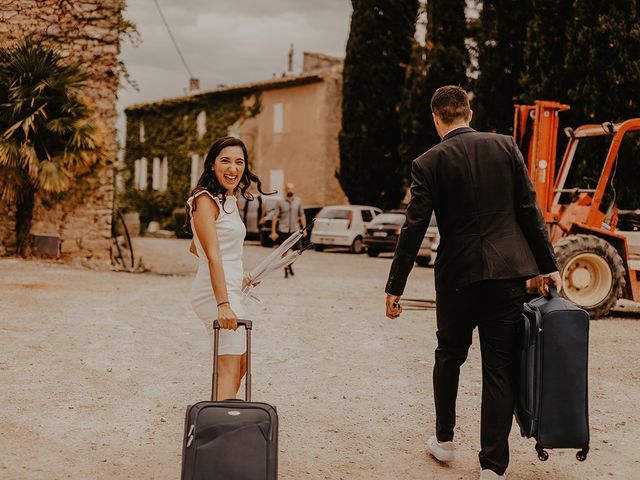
473,0,532,133
338,0,418,209
564,0,640,208
520,0,574,105
565,0,640,122
399,0,467,181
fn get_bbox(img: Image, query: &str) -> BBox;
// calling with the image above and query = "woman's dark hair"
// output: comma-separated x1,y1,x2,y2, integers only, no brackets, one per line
184,136,273,235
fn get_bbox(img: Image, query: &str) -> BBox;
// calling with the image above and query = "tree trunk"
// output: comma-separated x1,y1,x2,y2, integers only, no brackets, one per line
15,184,35,257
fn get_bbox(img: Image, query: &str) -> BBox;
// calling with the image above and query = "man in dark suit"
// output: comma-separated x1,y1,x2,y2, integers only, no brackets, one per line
385,86,561,480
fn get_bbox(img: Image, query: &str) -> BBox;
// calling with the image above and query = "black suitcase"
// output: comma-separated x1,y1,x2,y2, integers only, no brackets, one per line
181,320,278,480
515,286,590,462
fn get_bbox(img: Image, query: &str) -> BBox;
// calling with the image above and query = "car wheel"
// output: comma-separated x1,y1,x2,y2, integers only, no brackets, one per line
367,249,380,257
350,236,364,254
416,256,430,267
314,244,325,252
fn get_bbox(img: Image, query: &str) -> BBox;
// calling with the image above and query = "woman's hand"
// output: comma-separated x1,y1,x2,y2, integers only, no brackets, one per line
217,303,238,330
243,274,261,289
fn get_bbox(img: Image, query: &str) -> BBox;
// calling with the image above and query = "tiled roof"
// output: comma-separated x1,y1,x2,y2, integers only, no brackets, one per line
125,67,340,113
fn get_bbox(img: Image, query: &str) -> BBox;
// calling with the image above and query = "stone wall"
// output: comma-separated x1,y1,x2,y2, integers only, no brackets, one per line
0,0,123,260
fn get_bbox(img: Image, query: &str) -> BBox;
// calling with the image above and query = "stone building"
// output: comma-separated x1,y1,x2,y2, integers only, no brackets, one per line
0,1,123,258
123,52,346,231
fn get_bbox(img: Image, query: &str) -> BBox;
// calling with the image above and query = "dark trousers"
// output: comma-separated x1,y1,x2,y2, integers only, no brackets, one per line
434,278,526,475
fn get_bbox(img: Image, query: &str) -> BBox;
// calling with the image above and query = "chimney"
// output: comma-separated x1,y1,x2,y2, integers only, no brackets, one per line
189,77,200,92
287,43,294,74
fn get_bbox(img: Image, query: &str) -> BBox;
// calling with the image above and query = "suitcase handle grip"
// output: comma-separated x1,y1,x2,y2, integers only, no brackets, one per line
212,319,252,402
213,319,252,330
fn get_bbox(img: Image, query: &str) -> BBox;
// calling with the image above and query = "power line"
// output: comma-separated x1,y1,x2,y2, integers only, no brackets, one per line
152,0,195,79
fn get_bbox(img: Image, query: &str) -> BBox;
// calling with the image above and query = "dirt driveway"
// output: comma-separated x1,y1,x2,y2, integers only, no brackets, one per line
1,238,639,479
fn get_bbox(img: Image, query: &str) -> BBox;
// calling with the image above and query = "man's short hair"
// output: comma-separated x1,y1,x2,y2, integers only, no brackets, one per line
430,85,471,124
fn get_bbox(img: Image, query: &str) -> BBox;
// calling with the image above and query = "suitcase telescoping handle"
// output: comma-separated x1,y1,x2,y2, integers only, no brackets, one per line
212,319,252,402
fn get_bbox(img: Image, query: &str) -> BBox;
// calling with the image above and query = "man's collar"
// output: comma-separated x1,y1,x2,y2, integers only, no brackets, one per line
442,126,475,142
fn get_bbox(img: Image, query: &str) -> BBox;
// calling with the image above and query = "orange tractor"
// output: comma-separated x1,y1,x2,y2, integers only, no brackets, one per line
514,101,640,318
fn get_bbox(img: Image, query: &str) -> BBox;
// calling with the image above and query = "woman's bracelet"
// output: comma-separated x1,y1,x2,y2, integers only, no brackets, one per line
217,301,230,307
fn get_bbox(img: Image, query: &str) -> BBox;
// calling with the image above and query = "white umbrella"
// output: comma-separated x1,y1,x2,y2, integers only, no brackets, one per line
246,230,303,283
241,228,311,301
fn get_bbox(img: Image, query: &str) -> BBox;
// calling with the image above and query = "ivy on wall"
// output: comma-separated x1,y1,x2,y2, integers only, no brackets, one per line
121,91,260,232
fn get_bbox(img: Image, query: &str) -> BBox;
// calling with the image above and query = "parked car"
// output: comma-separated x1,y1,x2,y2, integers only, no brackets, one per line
416,214,439,266
311,205,382,254
364,212,405,257
258,196,322,249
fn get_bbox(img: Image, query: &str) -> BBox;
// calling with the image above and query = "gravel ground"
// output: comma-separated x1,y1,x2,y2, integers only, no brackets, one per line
1,238,640,479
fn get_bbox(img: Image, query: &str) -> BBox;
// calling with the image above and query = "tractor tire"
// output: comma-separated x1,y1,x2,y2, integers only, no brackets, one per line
554,234,626,318
350,236,364,254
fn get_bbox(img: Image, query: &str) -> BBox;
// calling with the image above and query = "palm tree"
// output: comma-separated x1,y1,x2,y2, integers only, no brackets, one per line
0,39,102,256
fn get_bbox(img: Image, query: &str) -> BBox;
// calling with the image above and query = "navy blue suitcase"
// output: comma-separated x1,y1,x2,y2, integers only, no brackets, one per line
515,287,590,462
181,320,278,479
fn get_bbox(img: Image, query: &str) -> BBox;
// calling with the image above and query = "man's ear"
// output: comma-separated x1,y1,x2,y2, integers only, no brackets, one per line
467,109,474,124
432,112,438,127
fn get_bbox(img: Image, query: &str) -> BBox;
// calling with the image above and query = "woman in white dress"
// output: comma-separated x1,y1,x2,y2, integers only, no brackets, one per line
185,136,270,400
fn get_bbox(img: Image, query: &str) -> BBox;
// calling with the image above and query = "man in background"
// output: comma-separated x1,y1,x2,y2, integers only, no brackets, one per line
270,183,307,278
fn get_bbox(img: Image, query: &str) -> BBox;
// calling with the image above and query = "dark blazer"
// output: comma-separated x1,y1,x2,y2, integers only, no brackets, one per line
386,127,558,295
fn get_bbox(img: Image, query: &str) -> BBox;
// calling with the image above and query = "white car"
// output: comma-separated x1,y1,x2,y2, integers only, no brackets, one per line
416,214,439,266
311,205,382,254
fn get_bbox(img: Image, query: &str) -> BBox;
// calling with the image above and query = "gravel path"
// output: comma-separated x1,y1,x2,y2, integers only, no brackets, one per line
1,238,639,479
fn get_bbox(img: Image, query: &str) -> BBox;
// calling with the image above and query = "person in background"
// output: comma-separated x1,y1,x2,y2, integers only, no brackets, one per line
270,183,307,278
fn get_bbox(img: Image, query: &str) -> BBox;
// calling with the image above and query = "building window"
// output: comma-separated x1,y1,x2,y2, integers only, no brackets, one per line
273,103,283,134
152,157,161,190
196,111,206,139
151,157,168,191
269,169,284,195
134,159,140,187
190,154,204,189
115,173,124,193
161,157,169,192
139,121,146,143
134,157,148,190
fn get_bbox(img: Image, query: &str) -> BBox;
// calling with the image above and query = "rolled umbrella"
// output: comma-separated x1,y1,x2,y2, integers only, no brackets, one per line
247,229,303,283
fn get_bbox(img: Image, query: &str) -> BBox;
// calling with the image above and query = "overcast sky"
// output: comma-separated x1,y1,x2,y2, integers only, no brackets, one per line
116,0,353,142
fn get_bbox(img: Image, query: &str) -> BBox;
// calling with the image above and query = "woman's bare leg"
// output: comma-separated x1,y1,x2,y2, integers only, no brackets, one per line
216,353,247,400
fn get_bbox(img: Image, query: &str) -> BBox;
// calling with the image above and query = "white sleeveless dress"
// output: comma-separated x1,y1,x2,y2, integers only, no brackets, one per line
187,191,247,355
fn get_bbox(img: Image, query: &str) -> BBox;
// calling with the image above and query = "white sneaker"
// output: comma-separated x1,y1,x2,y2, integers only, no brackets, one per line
426,435,455,462
480,469,506,480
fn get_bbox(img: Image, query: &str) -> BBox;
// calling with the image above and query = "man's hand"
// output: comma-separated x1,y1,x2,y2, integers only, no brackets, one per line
270,232,278,242
539,271,562,296
386,294,402,320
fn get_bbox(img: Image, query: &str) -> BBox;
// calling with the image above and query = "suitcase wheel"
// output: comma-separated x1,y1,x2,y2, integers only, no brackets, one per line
576,448,589,462
535,443,549,462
